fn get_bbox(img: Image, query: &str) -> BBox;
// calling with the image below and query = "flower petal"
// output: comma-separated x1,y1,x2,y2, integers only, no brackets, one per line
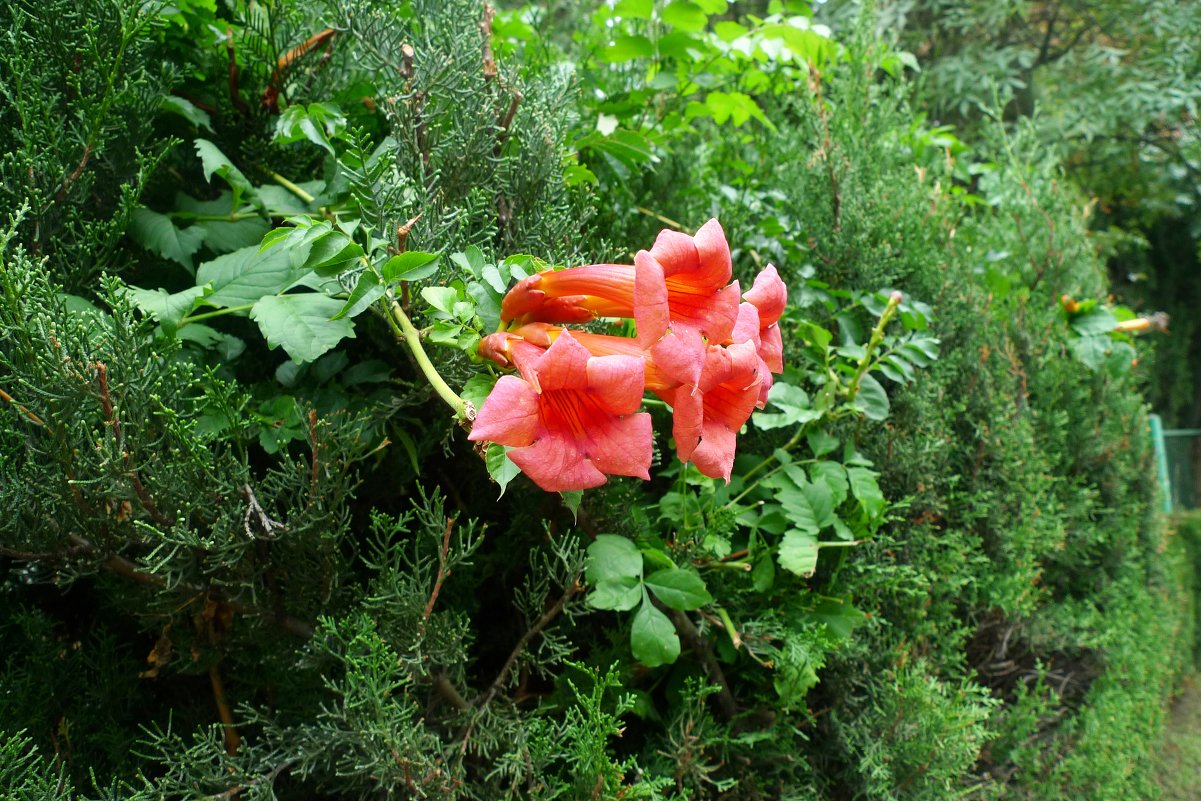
468,375,541,447
649,229,699,277
633,250,671,347
509,436,607,492
532,330,591,391
759,323,784,374
744,264,787,327
586,412,654,480
692,218,732,288
587,354,647,415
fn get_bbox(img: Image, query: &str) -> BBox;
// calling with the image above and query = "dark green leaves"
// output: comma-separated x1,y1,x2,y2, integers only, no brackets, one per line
584,535,711,666
249,294,355,363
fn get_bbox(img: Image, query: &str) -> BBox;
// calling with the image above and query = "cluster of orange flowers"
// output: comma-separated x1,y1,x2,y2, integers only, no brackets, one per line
468,220,786,492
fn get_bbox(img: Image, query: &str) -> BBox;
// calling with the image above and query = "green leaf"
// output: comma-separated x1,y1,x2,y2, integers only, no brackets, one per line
332,271,383,320
644,568,712,611
810,597,865,640
194,139,262,211
485,443,522,497
160,95,213,131
382,252,441,283
1070,306,1117,336
129,207,205,270
586,535,643,584
799,472,836,528
631,595,680,667
197,245,307,309
588,575,642,611
305,232,364,276
807,430,839,457
662,1,708,32
779,529,819,576
274,103,346,155
1069,334,1111,369
422,286,460,314
755,382,822,430
127,285,209,336
847,466,885,522
852,373,890,421
613,0,652,18
600,34,654,63
810,461,849,507
560,490,583,522
770,471,820,534
461,374,498,413
249,294,355,363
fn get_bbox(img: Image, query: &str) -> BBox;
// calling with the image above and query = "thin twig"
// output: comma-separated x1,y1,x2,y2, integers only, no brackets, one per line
422,517,456,625
209,663,241,756
240,484,285,540
663,604,737,722
0,386,45,426
475,578,582,709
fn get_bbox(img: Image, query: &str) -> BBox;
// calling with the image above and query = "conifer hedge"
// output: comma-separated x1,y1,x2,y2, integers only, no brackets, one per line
1,2,1195,799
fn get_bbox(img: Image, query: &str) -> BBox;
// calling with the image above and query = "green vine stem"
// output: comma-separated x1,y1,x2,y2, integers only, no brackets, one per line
386,299,469,421
845,290,903,404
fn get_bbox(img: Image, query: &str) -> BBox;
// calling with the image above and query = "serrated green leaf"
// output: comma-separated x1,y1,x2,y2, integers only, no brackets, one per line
127,285,209,336
332,270,383,320
810,461,848,507
196,245,307,308
129,207,205,270
485,443,522,497
810,597,865,640
755,382,823,430
807,430,839,457
305,232,364,276
644,568,712,611
161,95,213,131
631,596,680,667
249,293,355,363
382,252,440,283
194,139,262,211
461,374,498,414
422,286,459,314
852,373,890,421
847,466,885,521
1071,306,1118,336
779,529,819,576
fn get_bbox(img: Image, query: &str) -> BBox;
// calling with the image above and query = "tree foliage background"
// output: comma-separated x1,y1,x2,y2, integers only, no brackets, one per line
1,0,1198,799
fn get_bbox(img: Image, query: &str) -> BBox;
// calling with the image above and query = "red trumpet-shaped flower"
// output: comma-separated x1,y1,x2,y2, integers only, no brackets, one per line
499,219,741,348
501,323,763,483
468,331,652,492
